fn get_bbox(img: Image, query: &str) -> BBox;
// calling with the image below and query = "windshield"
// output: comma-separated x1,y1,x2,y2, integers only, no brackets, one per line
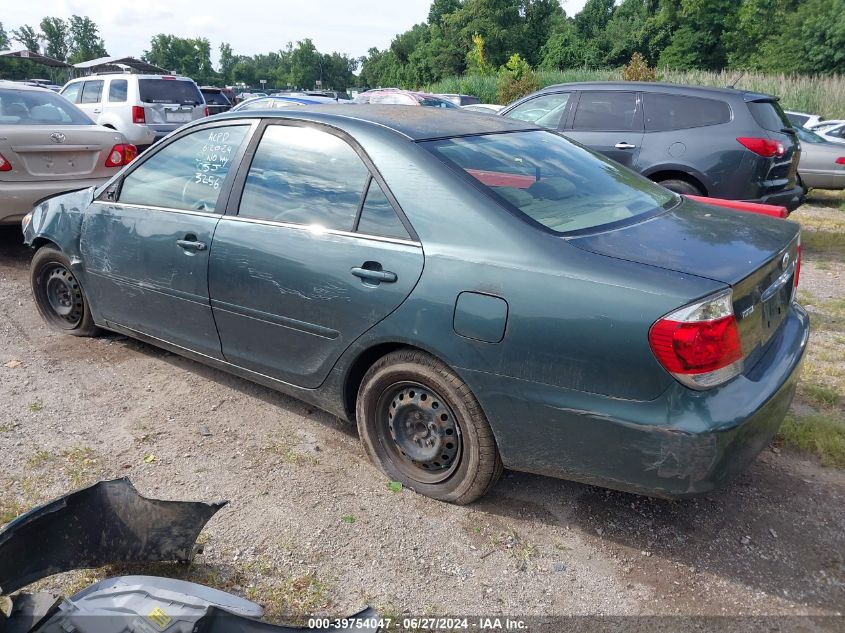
418,96,459,109
795,126,825,144
424,130,677,234
0,88,92,125
138,79,203,105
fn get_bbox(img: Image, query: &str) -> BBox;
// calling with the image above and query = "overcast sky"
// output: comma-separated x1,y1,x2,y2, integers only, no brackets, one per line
3,0,589,65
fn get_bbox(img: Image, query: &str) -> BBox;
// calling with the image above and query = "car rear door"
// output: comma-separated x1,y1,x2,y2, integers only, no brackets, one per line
80,120,256,357
564,90,644,169
208,121,423,388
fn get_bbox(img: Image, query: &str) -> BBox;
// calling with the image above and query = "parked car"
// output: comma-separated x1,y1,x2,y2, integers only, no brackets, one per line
353,89,459,108
461,103,504,114
807,119,844,130
807,120,845,145
60,74,207,150
0,81,135,226
22,106,807,504
785,110,825,129
501,82,804,211
269,92,341,104
220,87,239,105
438,93,481,106
231,95,331,111
794,125,845,189
200,86,233,115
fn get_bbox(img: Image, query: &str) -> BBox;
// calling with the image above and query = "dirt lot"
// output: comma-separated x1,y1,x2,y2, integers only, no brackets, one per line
1,194,843,627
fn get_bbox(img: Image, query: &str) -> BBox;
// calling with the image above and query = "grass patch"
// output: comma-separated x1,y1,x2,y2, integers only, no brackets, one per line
801,229,845,256
27,449,53,468
0,498,27,524
778,413,845,468
28,400,45,413
60,447,98,487
248,574,331,624
263,433,319,466
801,383,841,409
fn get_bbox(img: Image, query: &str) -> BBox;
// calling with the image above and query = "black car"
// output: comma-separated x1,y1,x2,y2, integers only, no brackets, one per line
200,86,233,115
501,82,804,211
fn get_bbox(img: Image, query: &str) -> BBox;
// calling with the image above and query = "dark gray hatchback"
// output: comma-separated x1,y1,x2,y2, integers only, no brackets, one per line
501,82,804,211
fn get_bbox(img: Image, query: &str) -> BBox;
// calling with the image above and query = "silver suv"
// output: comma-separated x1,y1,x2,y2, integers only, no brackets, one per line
60,74,207,150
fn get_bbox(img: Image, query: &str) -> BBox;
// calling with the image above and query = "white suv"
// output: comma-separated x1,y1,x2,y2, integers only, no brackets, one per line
60,74,207,149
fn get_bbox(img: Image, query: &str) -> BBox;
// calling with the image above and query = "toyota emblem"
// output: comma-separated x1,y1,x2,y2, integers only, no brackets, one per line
50,132,66,144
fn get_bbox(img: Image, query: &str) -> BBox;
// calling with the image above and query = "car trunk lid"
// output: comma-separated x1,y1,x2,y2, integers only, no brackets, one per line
568,198,800,367
746,97,801,190
0,125,124,182
138,78,205,129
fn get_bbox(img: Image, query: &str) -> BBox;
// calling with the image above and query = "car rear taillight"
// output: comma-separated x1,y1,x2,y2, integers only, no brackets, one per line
204,106,210,117
649,290,743,390
736,137,785,158
104,143,138,168
132,106,146,124
0,153,11,172
836,157,845,165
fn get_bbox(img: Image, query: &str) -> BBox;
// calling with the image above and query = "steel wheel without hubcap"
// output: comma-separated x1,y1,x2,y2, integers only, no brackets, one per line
43,264,84,328
378,381,462,484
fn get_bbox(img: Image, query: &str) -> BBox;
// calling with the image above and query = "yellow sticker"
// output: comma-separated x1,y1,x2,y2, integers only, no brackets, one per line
148,607,172,630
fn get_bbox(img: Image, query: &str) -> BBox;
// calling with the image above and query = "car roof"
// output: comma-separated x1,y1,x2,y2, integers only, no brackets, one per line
216,103,537,141
66,74,195,82
0,80,50,92
535,81,775,102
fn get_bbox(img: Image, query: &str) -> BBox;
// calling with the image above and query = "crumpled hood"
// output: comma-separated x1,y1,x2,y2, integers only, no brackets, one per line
0,478,226,595
567,198,800,285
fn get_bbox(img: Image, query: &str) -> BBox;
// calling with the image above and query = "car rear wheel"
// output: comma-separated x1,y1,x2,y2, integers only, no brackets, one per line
658,178,703,196
356,350,502,504
31,246,99,337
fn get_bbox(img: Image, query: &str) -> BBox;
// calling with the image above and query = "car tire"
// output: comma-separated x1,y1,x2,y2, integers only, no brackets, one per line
658,178,703,196
30,246,99,337
356,349,502,504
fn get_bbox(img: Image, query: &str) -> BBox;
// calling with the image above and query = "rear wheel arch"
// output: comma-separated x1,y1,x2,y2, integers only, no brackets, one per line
646,169,708,196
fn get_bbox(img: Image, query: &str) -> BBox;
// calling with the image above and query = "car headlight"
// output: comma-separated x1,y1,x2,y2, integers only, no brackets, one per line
21,211,33,233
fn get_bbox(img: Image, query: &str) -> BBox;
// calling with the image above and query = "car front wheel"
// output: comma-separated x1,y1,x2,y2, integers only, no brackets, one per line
356,349,502,504
30,246,99,337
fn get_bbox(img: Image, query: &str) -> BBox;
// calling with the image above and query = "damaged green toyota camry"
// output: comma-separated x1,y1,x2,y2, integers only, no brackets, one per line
22,105,809,504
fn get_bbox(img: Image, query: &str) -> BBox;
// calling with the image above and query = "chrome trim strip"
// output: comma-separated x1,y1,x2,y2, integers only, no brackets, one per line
761,261,796,303
219,214,422,247
90,200,221,219
90,201,423,247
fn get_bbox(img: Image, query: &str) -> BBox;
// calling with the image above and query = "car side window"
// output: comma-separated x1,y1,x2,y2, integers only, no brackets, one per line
80,80,104,104
644,94,731,131
118,125,249,212
356,178,410,240
108,80,128,103
505,93,571,129
238,125,369,230
61,83,82,104
573,91,640,131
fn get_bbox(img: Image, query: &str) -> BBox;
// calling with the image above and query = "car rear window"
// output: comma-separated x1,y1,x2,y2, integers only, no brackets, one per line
139,79,203,105
748,99,791,132
424,130,676,234
787,112,809,126
0,88,92,125
644,93,731,131
202,91,230,105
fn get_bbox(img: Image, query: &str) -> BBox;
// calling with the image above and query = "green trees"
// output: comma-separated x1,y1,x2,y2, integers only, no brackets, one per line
362,0,845,90
145,35,215,82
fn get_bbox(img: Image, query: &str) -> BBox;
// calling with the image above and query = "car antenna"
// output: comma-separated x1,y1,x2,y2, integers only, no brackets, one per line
728,70,746,89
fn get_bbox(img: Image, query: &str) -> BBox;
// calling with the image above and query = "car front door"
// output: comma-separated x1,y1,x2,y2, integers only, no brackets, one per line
208,122,424,388
80,121,255,357
564,90,644,169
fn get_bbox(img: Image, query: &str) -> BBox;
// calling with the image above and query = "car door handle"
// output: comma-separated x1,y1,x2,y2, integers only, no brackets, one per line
351,267,397,283
176,239,207,251
614,142,636,149
93,108,102,114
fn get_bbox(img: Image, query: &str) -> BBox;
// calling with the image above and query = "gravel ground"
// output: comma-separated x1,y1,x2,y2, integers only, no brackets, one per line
0,198,843,628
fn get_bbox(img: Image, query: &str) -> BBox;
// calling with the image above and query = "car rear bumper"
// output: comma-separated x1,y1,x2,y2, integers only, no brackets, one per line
463,303,809,498
0,178,110,226
745,184,805,212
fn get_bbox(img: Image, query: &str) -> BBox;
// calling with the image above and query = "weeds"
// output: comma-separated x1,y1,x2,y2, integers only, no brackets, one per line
778,413,845,468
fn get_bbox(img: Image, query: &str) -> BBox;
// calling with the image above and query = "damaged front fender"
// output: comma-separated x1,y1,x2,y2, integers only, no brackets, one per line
0,478,226,595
